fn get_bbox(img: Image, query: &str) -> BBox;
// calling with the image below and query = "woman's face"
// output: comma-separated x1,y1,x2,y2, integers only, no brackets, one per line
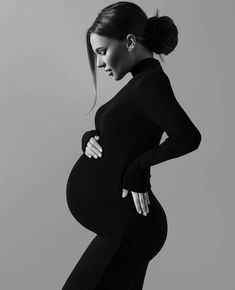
90,33,133,81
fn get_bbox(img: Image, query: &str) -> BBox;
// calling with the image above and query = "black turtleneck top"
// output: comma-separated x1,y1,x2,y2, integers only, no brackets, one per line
81,57,202,192
130,57,160,77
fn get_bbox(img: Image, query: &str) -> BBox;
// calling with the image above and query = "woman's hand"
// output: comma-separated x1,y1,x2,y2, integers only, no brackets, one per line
85,135,103,158
122,189,150,216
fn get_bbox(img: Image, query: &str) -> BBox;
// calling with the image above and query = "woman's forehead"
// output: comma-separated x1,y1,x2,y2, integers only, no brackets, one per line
90,34,111,46
90,33,122,51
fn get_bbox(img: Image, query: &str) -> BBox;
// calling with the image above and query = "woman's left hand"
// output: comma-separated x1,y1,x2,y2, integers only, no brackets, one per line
122,189,150,216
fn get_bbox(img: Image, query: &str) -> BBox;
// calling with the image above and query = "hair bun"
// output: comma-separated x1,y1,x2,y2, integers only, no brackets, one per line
145,14,178,55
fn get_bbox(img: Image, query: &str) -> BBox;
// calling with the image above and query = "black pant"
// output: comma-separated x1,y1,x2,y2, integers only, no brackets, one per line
62,190,168,290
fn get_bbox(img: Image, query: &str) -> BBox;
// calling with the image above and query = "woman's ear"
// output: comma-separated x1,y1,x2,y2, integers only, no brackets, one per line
126,34,136,52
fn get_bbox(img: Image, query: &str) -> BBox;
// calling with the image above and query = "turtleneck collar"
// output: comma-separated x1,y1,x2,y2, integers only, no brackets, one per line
130,57,161,77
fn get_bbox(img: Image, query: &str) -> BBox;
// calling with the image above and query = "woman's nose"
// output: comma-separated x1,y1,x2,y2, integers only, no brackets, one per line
96,55,105,68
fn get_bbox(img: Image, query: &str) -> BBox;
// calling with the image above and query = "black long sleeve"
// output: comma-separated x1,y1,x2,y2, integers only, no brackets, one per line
122,72,201,192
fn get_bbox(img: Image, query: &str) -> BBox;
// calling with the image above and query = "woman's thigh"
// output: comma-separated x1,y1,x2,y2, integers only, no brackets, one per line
94,236,162,290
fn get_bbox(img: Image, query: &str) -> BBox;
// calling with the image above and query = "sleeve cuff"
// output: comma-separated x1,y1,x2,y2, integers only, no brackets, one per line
122,160,152,192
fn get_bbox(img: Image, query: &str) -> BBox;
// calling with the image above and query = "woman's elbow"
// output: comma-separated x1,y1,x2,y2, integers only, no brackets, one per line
188,129,202,151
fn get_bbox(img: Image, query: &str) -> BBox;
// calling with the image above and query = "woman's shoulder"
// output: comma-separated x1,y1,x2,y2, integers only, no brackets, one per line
130,68,177,113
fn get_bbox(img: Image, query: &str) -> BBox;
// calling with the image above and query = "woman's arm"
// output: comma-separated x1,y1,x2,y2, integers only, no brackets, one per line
122,72,202,192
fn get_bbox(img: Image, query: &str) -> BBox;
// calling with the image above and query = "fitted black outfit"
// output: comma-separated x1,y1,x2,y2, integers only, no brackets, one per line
63,58,201,290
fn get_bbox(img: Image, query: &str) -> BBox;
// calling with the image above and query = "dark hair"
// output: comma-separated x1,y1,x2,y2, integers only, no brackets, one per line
85,1,178,114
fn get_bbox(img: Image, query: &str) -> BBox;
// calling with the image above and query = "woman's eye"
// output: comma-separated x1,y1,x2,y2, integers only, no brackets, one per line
100,50,106,56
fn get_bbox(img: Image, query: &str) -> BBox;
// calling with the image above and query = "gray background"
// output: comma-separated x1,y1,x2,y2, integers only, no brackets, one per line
0,0,234,289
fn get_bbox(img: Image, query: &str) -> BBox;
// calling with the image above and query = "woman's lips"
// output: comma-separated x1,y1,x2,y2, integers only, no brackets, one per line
106,70,113,76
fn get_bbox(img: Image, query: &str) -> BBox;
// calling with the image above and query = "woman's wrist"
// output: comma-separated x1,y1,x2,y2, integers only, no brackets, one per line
122,160,151,192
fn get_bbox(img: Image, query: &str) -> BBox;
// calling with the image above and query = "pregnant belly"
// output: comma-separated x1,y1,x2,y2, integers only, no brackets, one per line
67,153,122,193
66,153,123,228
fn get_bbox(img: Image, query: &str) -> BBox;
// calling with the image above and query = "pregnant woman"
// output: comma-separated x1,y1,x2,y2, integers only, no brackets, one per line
62,2,202,289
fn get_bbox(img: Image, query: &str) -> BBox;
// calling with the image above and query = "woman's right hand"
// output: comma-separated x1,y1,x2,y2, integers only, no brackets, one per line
85,135,103,159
